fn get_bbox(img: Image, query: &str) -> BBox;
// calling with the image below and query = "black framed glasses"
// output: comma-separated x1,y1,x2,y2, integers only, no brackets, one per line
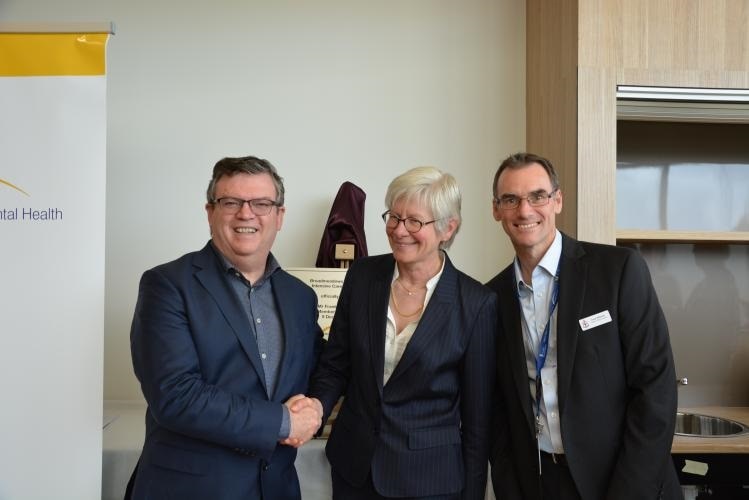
212,197,280,216
381,211,438,233
493,189,558,210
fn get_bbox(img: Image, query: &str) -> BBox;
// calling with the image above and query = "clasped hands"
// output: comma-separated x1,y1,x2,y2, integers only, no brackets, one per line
280,394,323,448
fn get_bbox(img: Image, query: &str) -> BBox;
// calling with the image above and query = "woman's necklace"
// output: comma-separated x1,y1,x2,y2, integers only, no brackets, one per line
390,282,423,318
395,277,423,296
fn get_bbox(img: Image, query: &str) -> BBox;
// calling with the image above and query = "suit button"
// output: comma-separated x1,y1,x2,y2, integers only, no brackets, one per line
263,464,270,471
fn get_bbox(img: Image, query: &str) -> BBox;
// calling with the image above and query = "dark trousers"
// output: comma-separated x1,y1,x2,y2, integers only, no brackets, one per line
124,458,138,499
540,452,582,500
332,468,461,500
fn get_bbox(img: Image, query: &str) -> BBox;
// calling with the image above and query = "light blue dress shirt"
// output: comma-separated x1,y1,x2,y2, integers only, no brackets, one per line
513,230,564,454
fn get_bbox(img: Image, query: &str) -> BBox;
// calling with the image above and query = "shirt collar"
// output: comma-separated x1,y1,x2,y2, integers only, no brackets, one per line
513,230,562,289
210,242,280,286
538,230,563,277
392,251,446,293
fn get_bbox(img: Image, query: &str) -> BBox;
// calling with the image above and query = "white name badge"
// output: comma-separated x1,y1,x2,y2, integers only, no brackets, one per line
579,310,612,332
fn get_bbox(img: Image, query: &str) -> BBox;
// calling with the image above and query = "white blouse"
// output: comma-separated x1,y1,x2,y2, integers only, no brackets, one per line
383,257,445,385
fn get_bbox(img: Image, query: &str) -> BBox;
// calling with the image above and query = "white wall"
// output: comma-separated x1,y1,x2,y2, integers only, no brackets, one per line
0,0,525,402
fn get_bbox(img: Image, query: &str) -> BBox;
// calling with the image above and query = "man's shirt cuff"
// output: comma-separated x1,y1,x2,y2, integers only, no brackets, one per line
279,404,290,439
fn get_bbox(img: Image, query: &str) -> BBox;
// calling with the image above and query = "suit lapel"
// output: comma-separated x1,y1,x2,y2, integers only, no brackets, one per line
498,267,536,437
368,256,393,396
386,255,456,386
556,235,587,419
192,244,268,395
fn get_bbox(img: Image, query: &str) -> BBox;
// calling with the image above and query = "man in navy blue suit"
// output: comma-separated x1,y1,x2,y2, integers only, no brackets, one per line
129,156,324,499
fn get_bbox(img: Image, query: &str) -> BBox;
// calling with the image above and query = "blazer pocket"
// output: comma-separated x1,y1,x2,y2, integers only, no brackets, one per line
408,425,461,450
150,441,210,476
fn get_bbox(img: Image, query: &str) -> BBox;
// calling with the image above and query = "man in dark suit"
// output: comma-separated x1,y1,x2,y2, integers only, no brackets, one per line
487,153,682,500
129,156,324,500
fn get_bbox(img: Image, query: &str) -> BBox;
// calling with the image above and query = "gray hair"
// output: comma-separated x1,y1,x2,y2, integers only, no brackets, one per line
206,156,285,206
385,166,461,249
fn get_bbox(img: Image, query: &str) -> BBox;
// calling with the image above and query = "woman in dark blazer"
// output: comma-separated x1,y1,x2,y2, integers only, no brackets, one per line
301,167,497,499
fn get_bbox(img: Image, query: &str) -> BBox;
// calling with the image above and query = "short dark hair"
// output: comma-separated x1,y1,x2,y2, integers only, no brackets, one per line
492,152,560,198
206,156,285,206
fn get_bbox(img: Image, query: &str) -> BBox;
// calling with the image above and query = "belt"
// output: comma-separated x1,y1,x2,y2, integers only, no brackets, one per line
540,450,568,466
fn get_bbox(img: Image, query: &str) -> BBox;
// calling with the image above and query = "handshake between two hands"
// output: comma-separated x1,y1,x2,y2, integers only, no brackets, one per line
279,394,324,449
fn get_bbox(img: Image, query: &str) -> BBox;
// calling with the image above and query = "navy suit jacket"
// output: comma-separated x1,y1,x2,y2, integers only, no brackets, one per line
130,242,323,500
488,234,681,500
309,253,497,499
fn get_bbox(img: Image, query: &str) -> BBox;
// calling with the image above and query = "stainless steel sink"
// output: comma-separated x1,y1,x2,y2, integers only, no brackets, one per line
675,412,749,437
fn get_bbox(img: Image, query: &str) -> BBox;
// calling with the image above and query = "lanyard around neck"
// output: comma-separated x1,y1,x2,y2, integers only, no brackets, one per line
515,261,561,419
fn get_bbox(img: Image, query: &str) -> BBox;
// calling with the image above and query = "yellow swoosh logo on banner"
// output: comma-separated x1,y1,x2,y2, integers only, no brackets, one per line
0,178,30,196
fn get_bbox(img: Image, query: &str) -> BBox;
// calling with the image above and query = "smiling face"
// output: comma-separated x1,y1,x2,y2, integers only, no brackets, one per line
493,162,562,259
206,172,284,272
386,197,457,271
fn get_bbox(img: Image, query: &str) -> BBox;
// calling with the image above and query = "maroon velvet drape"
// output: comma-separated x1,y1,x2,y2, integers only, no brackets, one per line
315,181,368,267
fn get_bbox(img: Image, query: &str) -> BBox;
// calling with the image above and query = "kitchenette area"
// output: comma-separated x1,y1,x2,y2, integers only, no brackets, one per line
673,407,749,499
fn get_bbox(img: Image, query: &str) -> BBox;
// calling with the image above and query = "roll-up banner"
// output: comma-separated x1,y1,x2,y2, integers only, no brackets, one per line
0,25,110,499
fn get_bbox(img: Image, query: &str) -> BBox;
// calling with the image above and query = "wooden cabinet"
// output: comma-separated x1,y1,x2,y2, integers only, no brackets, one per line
616,118,749,244
526,0,749,245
